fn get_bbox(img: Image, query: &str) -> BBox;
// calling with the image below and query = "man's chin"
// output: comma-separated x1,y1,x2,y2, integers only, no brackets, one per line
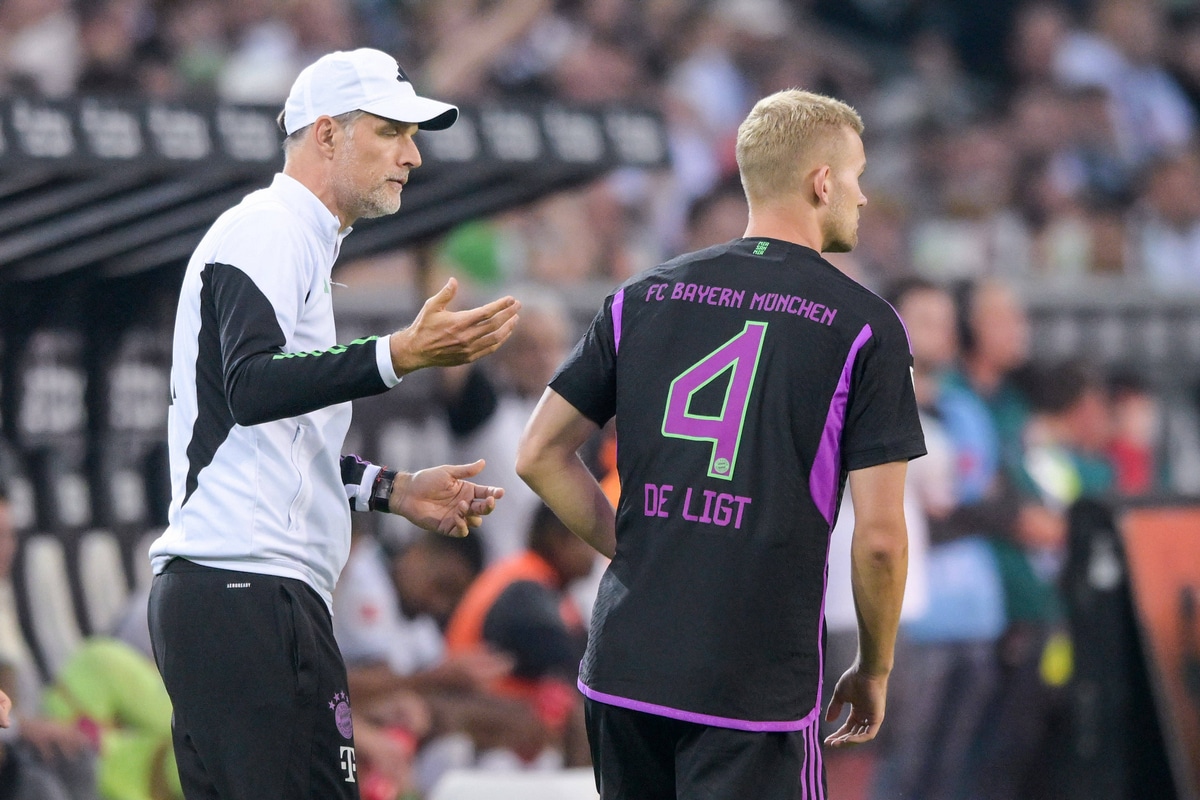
359,200,403,220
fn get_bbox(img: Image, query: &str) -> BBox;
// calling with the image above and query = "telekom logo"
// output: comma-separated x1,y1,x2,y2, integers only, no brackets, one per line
340,747,356,783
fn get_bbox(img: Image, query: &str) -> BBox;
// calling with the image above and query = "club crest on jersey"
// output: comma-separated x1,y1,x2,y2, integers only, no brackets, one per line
329,691,353,739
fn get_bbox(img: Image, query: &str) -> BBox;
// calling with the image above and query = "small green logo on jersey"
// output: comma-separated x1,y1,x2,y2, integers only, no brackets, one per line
324,278,332,294
753,241,769,255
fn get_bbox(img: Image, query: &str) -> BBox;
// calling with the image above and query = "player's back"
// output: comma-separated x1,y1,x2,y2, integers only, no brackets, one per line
561,236,923,728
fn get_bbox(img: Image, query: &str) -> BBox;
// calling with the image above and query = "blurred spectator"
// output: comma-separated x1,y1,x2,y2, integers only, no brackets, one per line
334,528,553,794
683,175,747,252
868,278,1003,800
160,0,226,95
444,505,594,767
0,0,80,95
1055,0,1196,166
1168,11,1200,114
511,189,641,286
947,279,1032,474
75,0,143,94
336,528,492,686
441,287,571,564
1130,148,1200,291
930,277,1075,800
1107,370,1168,494
822,277,946,790
1008,1,1072,86
971,358,1116,800
217,0,357,102
870,27,978,135
0,488,97,800
911,122,1031,280
420,0,556,99
41,639,181,800
847,193,916,289
1017,359,1115,509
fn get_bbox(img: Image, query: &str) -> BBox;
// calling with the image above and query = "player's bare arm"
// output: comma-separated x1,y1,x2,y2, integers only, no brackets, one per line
387,460,504,537
825,459,909,748
516,389,617,559
390,277,521,374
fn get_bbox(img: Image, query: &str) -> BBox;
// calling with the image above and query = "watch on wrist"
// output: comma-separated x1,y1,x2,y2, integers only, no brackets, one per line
371,468,398,513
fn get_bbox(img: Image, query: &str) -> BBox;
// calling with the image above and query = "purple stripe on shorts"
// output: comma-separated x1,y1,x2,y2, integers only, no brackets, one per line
805,724,814,798
579,680,820,733
800,723,811,798
796,719,826,800
813,721,826,799
611,288,625,354
809,324,873,527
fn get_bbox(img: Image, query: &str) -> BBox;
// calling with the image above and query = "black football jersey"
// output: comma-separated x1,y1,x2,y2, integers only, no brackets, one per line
551,237,926,730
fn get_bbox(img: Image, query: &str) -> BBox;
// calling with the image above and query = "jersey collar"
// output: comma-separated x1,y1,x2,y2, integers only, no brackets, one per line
270,172,351,245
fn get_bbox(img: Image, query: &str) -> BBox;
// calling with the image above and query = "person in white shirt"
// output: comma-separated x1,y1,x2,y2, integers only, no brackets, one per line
147,48,519,799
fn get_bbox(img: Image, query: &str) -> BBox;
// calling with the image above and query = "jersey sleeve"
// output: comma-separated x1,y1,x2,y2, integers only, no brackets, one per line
548,292,619,427
205,214,389,426
841,311,927,471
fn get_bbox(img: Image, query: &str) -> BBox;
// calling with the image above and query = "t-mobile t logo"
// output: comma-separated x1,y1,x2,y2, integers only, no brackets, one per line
340,746,357,783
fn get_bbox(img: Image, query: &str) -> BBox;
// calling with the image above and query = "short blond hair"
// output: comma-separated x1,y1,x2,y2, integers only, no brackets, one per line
735,89,864,203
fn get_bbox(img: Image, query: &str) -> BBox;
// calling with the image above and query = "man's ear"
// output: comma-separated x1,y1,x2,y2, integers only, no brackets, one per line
312,115,338,157
812,164,833,206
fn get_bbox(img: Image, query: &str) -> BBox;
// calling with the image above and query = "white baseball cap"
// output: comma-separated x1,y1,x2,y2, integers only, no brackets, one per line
282,48,458,135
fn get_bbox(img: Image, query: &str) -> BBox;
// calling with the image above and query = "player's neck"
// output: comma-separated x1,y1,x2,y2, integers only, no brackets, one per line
743,206,824,253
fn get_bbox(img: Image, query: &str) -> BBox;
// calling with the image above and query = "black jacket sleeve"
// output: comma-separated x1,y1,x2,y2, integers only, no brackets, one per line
206,262,390,425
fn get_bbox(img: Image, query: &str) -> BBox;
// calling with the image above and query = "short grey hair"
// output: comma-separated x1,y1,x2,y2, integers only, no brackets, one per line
278,109,370,155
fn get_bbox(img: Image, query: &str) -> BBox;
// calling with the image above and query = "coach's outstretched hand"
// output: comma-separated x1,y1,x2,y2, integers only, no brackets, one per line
390,460,504,537
390,278,520,375
823,663,888,748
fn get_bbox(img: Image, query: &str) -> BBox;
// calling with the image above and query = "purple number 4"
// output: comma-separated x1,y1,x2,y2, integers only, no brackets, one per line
661,321,767,480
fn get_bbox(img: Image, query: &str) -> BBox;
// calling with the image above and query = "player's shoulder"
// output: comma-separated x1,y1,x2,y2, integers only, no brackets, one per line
817,261,907,333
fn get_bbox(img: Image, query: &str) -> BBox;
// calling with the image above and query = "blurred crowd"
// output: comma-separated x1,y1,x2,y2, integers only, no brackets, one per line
5,0,1200,290
2,0,1200,798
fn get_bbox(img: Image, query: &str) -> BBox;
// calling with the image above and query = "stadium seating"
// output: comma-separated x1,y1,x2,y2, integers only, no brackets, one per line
20,534,84,678
77,529,131,634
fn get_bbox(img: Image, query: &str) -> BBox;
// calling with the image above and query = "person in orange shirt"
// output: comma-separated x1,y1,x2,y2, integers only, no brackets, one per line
445,505,596,764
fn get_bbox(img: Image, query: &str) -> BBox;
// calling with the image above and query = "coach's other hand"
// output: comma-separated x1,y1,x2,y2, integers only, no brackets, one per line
390,460,504,537
390,278,520,374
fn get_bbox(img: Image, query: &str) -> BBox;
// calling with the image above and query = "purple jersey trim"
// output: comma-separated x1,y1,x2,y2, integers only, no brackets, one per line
815,562,829,744
579,679,821,732
611,288,625,354
809,323,873,527
883,297,911,352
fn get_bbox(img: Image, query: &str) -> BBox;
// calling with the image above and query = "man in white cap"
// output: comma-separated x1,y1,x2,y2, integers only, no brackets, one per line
148,49,520,799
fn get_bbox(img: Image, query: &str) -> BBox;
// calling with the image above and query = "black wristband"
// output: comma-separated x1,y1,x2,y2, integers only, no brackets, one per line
371,468,398,513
